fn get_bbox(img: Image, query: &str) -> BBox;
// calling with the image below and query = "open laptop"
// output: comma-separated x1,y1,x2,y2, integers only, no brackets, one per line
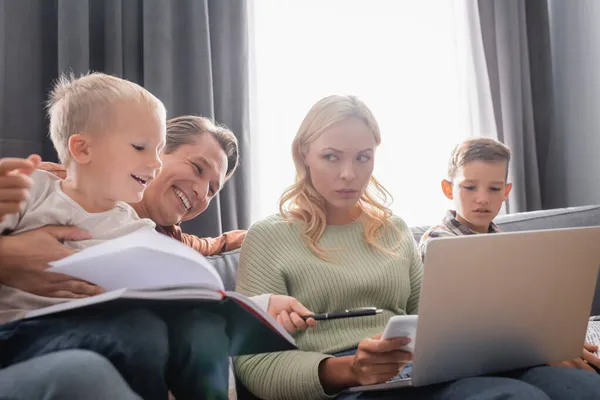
348,225,600,392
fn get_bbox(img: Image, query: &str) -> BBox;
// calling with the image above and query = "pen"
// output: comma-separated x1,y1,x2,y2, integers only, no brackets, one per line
301,307,383,321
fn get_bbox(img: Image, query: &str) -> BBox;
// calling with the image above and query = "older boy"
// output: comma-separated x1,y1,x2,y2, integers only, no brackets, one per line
419,136,600,373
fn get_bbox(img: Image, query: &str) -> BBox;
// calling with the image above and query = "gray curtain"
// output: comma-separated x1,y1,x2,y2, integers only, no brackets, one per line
0,0,250,236
466,0,558,212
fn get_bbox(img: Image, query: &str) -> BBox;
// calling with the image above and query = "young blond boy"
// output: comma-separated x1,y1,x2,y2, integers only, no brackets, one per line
0,72,165,245
419,136,600,372
0,73,231,400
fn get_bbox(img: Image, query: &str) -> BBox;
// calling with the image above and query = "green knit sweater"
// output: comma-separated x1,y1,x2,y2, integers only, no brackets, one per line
234,214,424,400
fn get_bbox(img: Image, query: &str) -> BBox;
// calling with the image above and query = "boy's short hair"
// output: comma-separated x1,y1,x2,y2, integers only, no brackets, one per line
447,137,511,180
46,72,167,165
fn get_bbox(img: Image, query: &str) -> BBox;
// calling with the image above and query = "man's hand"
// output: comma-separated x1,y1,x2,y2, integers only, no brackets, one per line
550,342,600,372
0,155,41,222
0,267,103,298
267,295,317,334
0,225,103,298
0,225,92,270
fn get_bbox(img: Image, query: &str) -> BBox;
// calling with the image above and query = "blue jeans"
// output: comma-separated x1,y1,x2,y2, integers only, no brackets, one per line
0,307,230,400
334,348,600,399
0,350,141,400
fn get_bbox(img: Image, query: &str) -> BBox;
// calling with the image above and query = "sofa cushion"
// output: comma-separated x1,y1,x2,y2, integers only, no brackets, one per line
495,205,600,231
409,205,600,244
204,249,240,291
206,205,600,313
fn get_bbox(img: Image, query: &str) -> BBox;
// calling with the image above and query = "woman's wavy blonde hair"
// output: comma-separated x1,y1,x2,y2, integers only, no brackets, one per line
279,95,400,260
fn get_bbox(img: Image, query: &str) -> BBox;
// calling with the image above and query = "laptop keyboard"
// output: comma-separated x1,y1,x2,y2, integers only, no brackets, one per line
387,363,413,382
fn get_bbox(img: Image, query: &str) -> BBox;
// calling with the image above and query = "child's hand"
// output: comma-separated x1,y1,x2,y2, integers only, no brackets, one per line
268,295,318,334
0,155,41,222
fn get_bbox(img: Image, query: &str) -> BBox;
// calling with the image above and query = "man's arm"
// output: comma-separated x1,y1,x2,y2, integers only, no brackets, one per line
37,161,67,179
178,228,247,256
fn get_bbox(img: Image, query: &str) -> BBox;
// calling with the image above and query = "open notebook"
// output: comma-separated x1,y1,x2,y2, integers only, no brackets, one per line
25,227,296,356
586,318,600,355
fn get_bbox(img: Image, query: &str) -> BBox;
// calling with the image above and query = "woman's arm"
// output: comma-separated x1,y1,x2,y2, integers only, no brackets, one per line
233,219,335,400
407,237,424,315
392,218,424,315
406,236,423,314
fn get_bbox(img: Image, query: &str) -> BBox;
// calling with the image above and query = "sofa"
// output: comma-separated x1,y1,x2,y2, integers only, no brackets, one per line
205,204,600,399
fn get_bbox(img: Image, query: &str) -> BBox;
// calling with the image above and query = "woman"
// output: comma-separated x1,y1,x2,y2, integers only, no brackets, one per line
234,95,600,400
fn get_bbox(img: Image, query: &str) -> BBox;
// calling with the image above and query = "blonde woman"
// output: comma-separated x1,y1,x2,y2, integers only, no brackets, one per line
234,96,600,400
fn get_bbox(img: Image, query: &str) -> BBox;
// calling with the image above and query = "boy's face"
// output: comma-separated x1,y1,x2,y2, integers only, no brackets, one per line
73,102,166,204
441,160,512,233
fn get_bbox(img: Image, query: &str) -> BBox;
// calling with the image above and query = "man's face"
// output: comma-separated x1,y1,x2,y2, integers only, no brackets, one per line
140,133,228,226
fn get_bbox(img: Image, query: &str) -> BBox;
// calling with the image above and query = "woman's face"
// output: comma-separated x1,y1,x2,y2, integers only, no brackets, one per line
304,117,376,215
140,133,228,226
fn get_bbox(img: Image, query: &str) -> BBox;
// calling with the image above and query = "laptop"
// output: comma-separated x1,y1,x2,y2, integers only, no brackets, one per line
348,226,600,392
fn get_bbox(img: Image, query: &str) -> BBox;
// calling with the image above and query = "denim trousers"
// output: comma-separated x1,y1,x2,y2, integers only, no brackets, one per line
0,349,142,400
0,307,230,400
334,348,600,400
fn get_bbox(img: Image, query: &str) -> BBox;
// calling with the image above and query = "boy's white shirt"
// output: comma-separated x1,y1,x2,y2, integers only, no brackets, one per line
0,169,272,321
0,170,155,250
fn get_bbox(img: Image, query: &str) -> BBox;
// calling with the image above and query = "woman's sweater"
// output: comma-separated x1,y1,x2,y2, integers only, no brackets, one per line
234,214,424,400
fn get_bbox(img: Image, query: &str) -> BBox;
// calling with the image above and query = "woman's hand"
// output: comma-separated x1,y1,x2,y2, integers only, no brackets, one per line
267,295,317,334
318,333,412,393
0,225,104,298
550,342,600,372
351,333,413,385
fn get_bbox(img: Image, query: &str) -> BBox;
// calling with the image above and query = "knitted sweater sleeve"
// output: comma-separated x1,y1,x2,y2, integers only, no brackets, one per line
393,217,423,315
406,235,424,315
234,217,335,400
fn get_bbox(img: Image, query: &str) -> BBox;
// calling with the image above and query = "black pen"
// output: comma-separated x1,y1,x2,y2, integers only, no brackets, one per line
301,307,383,321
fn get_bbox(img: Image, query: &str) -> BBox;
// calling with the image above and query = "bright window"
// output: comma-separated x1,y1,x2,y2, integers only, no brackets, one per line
249,0,471,226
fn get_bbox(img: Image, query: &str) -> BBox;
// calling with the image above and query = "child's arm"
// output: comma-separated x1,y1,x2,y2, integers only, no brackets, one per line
0,155,40,231
417,226,456,261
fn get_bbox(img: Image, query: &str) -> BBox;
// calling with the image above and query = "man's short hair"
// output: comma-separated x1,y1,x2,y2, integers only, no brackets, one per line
46,72,166,165
447,137,512,180
165,116,240,180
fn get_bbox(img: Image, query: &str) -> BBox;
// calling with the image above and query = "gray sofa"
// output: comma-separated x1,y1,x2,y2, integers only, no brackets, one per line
205,204,600,399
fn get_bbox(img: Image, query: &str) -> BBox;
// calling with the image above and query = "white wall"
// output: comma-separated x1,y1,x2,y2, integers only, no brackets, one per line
549,0,600,206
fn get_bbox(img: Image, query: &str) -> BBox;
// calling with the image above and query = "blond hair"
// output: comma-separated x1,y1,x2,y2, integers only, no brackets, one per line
448,137,512,180
279,95,400,260
165,116,240,180
46,72,167,165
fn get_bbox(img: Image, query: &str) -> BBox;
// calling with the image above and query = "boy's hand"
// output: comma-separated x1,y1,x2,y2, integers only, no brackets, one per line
550,342,600,372
267,295,318,334
0,155,41,222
